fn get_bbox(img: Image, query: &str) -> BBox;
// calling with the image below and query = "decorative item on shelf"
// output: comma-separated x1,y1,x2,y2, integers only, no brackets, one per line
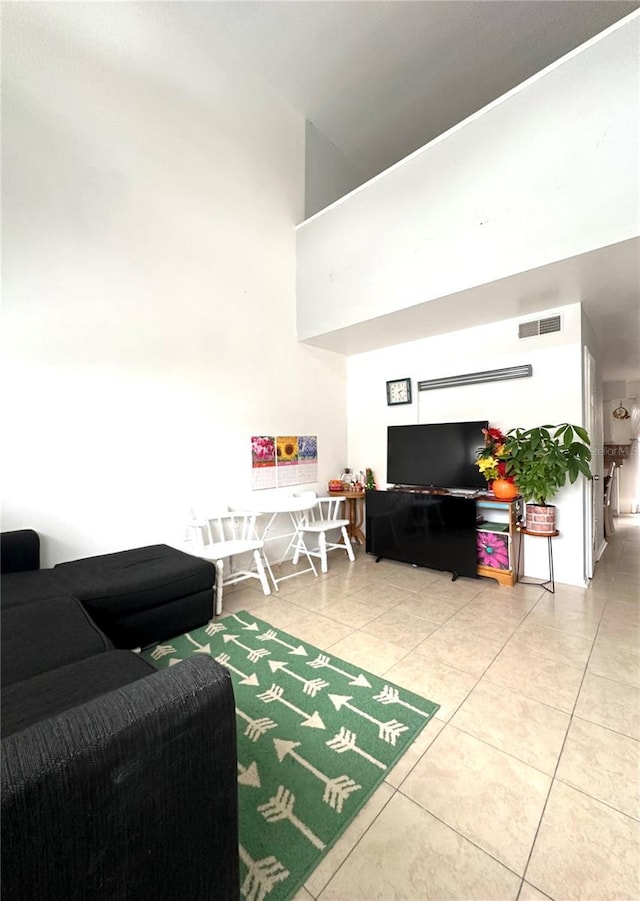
612,401,630,420
503,423,592,533
475,426,517,498
328,479,344,492
476,532,510,570
523,506,557,533
492,478,518,500
365,468,377,491
341,467,354,489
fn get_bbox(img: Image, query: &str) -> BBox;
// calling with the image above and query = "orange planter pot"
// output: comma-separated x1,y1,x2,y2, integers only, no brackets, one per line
492,478,518,500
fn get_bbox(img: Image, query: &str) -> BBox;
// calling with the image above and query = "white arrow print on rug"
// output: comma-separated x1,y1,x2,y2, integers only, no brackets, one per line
307,654,372,687
328,694,409,745
258,786,326,851
273,738,361,813
239,845,289,901
185,634,211,654
215,652,260,686
236,708,278,742
268,660,328,697
326,727,387,771
168,658,182,666
230,613,260,631
373,684,433,717
237,760,261,788
257,684,325,730
256,629,308,656
205,622,227,636
223,634,271,663
150,644,175,660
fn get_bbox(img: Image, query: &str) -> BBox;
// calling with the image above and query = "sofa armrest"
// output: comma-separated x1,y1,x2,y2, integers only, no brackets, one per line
1,530,40,574
1,655,239,901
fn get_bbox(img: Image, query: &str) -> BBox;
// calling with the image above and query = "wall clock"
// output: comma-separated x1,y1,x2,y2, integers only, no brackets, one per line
386,378,412,406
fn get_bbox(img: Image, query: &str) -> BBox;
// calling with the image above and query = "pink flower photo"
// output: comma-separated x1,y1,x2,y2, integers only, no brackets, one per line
476,532,509,569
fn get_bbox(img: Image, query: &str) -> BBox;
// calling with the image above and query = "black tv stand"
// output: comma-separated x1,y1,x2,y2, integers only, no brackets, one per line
389,484,448,495
365,488,478,579
374,553,462,582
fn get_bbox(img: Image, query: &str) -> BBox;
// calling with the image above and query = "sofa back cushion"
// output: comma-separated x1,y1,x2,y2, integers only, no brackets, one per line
1,595,112,687
1,569,70,610
1,529,40,573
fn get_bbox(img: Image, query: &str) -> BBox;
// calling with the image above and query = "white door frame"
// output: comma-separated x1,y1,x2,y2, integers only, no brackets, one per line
583,346,601,579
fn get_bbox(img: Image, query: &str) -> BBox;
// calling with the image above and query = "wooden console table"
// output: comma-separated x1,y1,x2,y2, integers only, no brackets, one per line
328,489,365,544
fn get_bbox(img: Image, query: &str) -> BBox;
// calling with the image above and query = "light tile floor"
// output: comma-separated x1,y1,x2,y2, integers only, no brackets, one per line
222,515,640,901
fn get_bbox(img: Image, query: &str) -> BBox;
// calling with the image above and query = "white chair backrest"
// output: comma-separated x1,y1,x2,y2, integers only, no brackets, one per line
190,511,258,548
300,495,344,524
292,493,354,571
293,491,317,522
319,496,346,522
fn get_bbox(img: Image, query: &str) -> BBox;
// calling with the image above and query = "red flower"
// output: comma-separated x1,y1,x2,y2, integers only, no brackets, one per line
477,425,514,484
496,462,515,483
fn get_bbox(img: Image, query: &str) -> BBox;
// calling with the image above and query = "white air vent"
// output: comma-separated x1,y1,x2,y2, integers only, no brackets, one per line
518,315,562,339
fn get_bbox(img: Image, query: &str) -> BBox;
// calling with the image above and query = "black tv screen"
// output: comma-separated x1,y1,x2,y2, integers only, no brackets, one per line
387,420,488,490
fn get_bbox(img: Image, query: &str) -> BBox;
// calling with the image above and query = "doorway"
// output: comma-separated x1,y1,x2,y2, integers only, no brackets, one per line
583,346,602,579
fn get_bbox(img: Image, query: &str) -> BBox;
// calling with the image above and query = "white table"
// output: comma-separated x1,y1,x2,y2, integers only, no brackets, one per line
232,495,319,591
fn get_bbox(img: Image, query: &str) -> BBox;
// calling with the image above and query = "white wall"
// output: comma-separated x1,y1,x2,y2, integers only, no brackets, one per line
304,121,366,220
297,13,639,341
2,3,347,566
347,303,589,586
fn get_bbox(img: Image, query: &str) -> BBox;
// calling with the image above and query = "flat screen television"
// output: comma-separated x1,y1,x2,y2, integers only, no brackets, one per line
387,420,488,490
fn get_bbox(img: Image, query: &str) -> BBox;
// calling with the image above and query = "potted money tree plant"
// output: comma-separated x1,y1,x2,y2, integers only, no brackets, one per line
503,423,592,532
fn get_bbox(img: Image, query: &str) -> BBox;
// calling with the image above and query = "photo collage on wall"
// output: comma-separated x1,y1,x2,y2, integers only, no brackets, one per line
251,435,318,490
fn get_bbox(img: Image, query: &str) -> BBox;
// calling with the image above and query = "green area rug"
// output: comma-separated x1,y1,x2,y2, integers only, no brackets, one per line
144,611,440,900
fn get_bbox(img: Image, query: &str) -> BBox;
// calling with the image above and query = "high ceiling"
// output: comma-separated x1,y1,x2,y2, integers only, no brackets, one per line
176,0,638,181
9,0,640,381
172,0,639,381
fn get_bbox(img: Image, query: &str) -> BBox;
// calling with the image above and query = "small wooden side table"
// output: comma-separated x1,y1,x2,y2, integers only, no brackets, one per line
328,489,366,544
516,525,560,594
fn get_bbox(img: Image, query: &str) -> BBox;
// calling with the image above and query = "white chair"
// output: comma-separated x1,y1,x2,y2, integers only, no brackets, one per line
243,495,320,591
187,511,271,616
292,494,356,574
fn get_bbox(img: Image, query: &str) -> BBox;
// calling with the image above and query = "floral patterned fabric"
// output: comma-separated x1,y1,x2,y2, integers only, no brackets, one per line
476,531,509,569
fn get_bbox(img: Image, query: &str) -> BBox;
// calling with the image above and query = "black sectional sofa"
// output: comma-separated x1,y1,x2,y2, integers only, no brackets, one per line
1,530,240,901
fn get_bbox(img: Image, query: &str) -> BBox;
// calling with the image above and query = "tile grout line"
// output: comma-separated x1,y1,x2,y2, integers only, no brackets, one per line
396,789,528,883
517,520,639,896
303,781,399,900
515,584,613,894
290,528,639,899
